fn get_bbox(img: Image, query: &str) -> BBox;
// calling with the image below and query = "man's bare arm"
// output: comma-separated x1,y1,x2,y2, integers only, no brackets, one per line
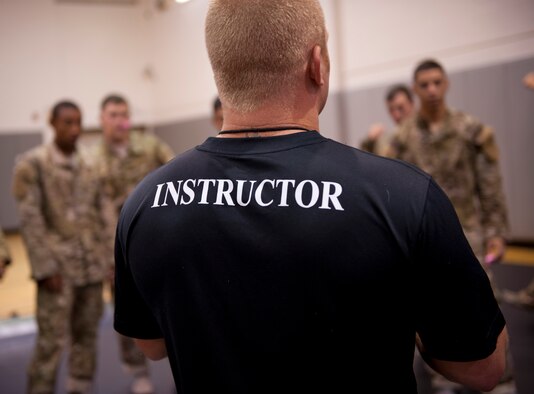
417,328,508,392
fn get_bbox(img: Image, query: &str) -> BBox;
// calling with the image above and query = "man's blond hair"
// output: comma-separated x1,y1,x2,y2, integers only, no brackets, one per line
205,0,327,112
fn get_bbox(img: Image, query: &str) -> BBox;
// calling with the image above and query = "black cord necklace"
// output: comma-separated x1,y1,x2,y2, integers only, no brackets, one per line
218,126,315,135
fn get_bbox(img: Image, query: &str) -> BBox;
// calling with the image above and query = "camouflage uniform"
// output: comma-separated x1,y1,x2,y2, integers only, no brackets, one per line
12,143,107,394
388,109,514,394
86,130,174,376
388,109,509,262
360,133,392,157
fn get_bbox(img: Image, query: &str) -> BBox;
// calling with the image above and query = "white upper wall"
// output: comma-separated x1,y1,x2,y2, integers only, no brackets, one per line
0,0,533,133
145,0,214,124
338,0,534,89
0,0,153,134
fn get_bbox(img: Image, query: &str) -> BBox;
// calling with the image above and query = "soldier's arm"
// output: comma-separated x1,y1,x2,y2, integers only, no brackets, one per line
98,182,119,281
360,123,385,154
12,157,60,281
473,125,509,261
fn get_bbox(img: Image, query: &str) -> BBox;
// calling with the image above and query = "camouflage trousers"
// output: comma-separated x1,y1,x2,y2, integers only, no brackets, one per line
27,282,103,394
110,282,149,376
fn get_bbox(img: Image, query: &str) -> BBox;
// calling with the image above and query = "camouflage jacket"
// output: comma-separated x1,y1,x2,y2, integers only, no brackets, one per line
0,229,11,264
12,143,108,284
387,109,509,257
84,131,174,265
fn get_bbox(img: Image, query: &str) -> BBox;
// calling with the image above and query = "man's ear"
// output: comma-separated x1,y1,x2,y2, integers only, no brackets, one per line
308,45,325,87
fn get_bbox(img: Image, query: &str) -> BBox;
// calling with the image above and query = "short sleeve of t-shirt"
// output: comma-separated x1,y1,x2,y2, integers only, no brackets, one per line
113,220,163,340
414,179,505,361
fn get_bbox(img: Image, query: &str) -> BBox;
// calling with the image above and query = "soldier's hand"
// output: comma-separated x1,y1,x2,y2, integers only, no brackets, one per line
523,71,534,90
39,273,63,293
367,123,385,141
484,236,506,265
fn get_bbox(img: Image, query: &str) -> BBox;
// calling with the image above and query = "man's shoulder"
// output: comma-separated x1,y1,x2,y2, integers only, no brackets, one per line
14,144,49,168
448,109,483,130
12,145,51,199
131,130,165,148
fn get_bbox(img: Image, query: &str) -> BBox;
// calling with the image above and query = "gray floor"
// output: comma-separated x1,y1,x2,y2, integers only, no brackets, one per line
0,305,176,394
0,264,532,394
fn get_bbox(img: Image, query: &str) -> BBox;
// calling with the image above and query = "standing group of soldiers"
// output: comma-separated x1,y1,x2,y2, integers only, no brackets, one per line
360,58,519,394
10,94,174,394
1,59,531,394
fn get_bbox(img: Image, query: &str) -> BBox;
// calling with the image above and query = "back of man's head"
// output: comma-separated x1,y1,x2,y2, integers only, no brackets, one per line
205,0,326,113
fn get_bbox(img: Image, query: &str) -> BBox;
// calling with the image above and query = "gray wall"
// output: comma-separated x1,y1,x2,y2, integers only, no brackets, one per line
1,57,533,241
154,117,216,156
340,57,534,242
0,132,42,230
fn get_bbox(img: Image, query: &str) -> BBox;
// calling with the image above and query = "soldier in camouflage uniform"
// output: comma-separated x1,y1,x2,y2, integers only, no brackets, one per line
386,59,514,394
12,101,107,394
86,94,174,394
360,84,415,156
0,228,12,280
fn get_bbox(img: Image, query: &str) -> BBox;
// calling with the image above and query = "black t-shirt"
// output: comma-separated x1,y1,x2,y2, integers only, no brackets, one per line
114,131,505,394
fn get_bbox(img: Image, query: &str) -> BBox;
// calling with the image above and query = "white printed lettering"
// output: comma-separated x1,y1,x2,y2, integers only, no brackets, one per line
295,180,319,208
161,181,183,206
198,179,216,205
151,183,165,208
320,181,344,210
180,179,196,205
236,180,256,206
215,179,235,206
276,179,295,207
255,179,275,207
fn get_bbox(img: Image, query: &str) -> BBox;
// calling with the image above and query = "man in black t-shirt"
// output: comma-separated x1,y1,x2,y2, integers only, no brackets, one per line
114,1,509,393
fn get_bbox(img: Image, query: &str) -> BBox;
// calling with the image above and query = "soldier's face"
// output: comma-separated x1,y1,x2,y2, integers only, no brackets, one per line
52,107,82,154
413,68,448,109
101,102,130,144
387,92,414,125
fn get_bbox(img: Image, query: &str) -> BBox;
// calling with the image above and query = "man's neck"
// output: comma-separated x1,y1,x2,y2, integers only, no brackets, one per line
218,101,320,138
53,141,76,157
419,103,447,125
